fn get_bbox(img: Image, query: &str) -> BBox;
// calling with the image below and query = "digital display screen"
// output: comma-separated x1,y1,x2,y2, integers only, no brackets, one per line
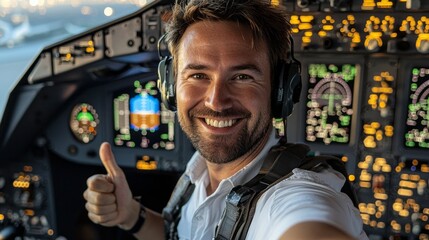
305,63,358,145
405,67,429,149
113,80,175,150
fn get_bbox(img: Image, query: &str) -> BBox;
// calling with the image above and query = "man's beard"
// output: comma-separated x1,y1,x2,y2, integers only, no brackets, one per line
178,107,271,164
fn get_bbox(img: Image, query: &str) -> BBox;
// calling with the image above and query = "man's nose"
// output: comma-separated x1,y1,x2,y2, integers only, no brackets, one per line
204,80,233,112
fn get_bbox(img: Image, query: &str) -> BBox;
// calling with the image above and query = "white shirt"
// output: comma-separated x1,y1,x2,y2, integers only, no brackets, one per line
177,131,368,240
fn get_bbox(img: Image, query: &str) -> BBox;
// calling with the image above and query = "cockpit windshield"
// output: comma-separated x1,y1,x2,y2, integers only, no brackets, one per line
0,0,151,122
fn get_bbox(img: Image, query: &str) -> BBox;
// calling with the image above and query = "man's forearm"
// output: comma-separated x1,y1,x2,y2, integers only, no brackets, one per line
280,221,357,240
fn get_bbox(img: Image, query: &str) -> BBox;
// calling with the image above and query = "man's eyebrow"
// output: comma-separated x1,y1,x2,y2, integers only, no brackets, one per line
181,63,263,74
182,64,208,72
230,64,263,74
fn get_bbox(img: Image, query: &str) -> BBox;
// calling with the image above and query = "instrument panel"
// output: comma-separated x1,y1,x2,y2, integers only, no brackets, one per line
46,74,193,171
290,55,429,239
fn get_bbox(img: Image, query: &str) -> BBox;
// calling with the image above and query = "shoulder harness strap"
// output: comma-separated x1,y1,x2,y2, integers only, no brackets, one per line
213,143,311,240
162,173,195,240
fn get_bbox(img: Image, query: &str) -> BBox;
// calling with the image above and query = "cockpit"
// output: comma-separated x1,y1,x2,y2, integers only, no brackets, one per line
1,0,429,239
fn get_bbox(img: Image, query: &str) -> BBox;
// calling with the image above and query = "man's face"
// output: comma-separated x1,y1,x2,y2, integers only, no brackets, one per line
176,20,272,164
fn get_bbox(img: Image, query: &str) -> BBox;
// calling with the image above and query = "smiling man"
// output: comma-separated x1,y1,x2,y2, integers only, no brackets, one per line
83,0,368,239
176,20,272,193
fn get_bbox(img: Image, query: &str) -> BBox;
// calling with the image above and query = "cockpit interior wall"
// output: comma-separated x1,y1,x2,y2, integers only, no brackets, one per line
0,0,428,239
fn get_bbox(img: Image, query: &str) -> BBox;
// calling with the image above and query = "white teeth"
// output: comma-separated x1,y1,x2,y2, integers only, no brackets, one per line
219,121,225,128
204,118,237,128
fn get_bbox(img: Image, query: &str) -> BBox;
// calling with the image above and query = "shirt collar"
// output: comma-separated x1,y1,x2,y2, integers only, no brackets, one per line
185,129,280,187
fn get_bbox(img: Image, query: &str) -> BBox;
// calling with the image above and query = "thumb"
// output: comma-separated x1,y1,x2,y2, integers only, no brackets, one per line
99,142,123,179
98,142,134,227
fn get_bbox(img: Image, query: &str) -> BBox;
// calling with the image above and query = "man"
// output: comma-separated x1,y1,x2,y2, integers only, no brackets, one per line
83,0,368,239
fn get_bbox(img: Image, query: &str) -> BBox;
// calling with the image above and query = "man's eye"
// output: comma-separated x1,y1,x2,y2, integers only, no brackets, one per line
234,74,251,81
191,73,207,79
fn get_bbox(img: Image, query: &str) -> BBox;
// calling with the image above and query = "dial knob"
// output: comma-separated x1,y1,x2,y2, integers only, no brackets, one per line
416,35,429,53
365,37,381,51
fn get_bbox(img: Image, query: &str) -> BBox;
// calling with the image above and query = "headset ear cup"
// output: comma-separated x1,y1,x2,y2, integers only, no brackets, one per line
157,56,177,111
283,61,302,117
272,64,285,119
271,61,302,119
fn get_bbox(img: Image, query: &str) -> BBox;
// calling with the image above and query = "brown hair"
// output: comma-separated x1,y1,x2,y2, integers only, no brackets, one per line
164,0,291,74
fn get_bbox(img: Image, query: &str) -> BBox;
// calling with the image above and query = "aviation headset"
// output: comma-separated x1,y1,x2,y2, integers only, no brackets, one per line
157,34,302,119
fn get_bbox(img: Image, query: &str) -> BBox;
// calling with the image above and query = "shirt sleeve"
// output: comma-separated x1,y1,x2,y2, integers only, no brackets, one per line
248,168,366,240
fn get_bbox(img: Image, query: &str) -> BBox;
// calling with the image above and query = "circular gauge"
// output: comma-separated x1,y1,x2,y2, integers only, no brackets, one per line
305,63,356,145
70,103,99,143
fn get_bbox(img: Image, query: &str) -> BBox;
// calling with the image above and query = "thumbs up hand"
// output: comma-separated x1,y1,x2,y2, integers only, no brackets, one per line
83,142,140,229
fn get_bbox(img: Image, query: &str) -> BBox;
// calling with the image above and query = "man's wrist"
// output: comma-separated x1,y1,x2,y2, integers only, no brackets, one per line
119,199,142,231
125,203,146,234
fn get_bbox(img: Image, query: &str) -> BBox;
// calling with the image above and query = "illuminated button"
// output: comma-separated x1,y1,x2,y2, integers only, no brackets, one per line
362,0,376,10
398,188,413,197
381,165,392,172
399,209,410,217
136,156,157,170
377,222,385,229
300,15,314,22
358,162,369,169
290,16,300,25
374,193,388,200
298,23,313,30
